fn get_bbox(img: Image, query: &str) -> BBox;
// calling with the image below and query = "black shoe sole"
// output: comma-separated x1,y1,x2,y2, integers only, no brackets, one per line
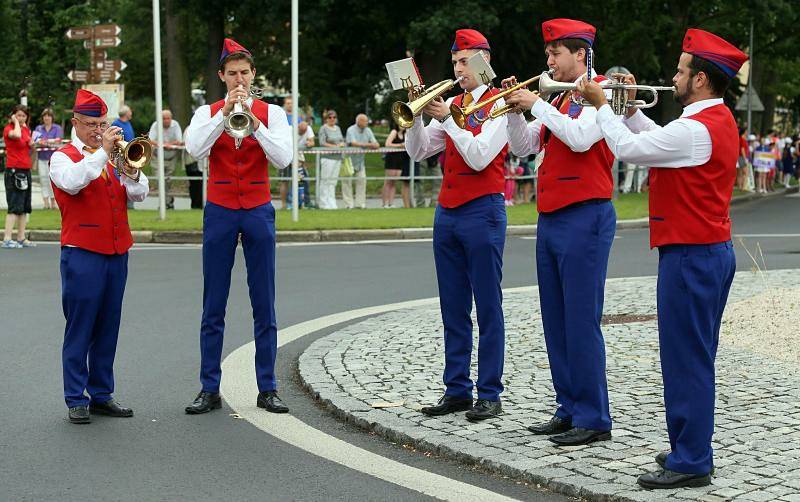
184,401,222,414
90,408,133,417
256,401,289,414
638,475,711,490
420,402,473,416
465,410,502,422
69,416,91,424
550,431,612,446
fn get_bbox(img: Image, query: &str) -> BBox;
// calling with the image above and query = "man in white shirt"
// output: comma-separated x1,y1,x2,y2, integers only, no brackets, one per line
405,28,509,423
503,18,617,447
183,38,293,416
50,89,149,424
148,109,183,209
579,28,748,490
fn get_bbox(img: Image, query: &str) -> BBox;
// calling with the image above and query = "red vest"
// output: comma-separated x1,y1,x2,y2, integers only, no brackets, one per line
537,77,614,213
51,144,133,255
439,88,507,208
207,99,271,209
648,104,737,248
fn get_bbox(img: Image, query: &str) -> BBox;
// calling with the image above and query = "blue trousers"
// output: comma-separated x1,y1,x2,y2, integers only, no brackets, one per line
658,241,735,475
61,247,128,408
536,201,615,431
433,194,506,401
200,202,277,393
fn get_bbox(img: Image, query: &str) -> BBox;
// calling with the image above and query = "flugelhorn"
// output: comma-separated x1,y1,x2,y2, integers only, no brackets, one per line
450,71,552,128
538,72,675,115
224,86,264,148
110,136,151,181
391,77,464,129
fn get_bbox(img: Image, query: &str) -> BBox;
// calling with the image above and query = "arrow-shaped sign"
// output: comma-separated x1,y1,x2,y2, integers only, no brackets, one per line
94,24,121,38
92,69,121,82
103,60,127,72
67,70,90,82
94,36,121,48
66,27,92,40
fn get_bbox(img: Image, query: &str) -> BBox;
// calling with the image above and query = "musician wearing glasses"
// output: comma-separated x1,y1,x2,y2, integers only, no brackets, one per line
578,29,747,490
405,29,509,422
503,19,616,447
48,89,149,424
184,38,292,415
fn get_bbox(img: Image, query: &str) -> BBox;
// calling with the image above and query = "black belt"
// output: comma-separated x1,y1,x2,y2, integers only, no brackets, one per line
558,198,610,212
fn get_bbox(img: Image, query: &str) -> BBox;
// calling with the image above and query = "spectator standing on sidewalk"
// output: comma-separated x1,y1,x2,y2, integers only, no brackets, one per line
33,108,63,209
382,126,407,208
344,114,379,209
111,105,135,142
317,110,345,209
148,110,184,209
3,105,35,248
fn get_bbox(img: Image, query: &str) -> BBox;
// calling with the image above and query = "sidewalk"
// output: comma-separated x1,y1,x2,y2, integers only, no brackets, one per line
298,270,800,501
4,181,797,244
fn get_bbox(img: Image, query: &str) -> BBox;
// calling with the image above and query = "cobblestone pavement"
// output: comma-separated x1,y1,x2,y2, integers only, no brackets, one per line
299,270,800,502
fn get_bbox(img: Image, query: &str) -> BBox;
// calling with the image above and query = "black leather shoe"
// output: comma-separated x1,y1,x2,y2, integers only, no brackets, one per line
420,395,473,416
90,399,133,417
655,451,715,474
638,468,712,489
465,399,502,422
257,391,289,413
185,391,222,414
68,406,91,424
549,427,611,446
527,415,572,435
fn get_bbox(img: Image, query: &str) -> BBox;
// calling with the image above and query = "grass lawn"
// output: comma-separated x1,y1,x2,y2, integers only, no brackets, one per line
6,193,651,232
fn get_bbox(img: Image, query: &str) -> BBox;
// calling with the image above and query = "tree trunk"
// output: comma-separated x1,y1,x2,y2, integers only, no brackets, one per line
164,0,190,127
204,5,225,102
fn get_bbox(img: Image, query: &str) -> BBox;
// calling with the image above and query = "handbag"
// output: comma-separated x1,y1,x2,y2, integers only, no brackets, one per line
341,156,354,177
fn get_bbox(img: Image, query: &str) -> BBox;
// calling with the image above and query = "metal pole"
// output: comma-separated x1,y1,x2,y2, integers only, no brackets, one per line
152,0,166,220
315,151,321,208
746,19,753,139
291,0,299,221
409,157,415,207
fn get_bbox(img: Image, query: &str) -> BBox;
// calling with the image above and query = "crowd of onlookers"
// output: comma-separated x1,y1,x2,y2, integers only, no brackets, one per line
740,128,799,193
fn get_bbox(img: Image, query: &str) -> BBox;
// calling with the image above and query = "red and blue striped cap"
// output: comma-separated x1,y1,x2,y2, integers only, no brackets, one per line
220,38,251,64
451,29,490,52
73,89,107,117
682,29,748,78
542,18,596,47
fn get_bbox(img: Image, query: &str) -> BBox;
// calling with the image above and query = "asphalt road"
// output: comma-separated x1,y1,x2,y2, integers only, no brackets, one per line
0,194,797,501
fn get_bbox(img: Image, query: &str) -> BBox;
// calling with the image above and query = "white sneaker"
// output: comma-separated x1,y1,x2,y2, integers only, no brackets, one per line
1,240,22,249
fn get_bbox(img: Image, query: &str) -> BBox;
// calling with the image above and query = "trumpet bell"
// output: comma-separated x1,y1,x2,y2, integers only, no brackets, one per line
120,138,152,170
224,104,255,139
391,78,462,129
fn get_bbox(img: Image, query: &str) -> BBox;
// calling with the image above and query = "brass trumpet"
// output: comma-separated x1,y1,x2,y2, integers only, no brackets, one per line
224,86,264,148
110,136,152,180
450,71,551,128
391,77,464,129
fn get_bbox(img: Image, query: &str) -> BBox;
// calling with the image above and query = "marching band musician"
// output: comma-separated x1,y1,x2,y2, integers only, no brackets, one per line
503,18,617,446
578,28,748,489
405,29,510,422
50,89,149,424
183,38,293,415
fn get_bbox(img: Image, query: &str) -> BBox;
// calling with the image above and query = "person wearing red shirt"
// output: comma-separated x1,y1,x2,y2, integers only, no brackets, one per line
580,28,748,489
2,105,34,248
183,38,293,415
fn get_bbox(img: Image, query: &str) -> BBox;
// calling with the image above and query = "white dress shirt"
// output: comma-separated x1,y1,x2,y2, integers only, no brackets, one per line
184,96,293,169
594,98,719,168
404,84,508,171
49,135,149,202
507,70,614,157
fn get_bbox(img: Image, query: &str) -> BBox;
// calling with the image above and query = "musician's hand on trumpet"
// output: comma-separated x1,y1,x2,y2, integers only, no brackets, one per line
223,85,261,130
503,75,540,112
422,96,451,122
500,77,522,115
101,125,123,156
576,76,608,110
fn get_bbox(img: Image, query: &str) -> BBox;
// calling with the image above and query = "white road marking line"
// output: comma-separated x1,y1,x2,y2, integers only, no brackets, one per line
220,293,538,502
734,234,800,238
